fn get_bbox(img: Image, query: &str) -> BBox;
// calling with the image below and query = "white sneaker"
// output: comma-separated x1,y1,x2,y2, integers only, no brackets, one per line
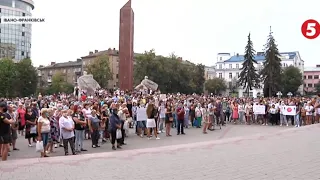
140,135,143,138
286,124,289,127
298,125,300,127
156,137,160,140
262,123,265,126
148,137,151,140
280,124,282,126
28,144,32,147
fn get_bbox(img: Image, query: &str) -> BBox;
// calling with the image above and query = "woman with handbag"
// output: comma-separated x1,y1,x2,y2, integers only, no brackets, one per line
146,103,159,140
109,103,122,150
165,101,174,137
25,107,37,147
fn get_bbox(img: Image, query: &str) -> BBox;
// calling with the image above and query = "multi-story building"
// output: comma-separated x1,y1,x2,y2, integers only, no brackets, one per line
0,0,34,61
204,66,216,80
38,59,82,87
303,65,320,93
215,51,304,97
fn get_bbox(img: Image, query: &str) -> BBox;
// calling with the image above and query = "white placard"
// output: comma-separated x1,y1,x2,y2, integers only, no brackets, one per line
159,94,166,101
137,107,147,121
283,106,296,116
253,105,265,114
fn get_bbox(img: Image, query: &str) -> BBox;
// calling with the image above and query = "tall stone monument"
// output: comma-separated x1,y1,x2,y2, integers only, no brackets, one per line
119,0,134,90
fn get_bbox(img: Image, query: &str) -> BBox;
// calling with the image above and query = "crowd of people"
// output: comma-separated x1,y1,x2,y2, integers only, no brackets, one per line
0,89,319,161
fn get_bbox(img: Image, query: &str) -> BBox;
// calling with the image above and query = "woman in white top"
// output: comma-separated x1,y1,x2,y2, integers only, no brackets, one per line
158,101,166,133
37,108,51,157
82,103,92,139
238,102,245,124
305,101,313,125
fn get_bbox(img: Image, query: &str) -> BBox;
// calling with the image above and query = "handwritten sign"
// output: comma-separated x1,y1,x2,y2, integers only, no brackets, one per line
136,107,147,121
283,106,296,116
253,105,265,114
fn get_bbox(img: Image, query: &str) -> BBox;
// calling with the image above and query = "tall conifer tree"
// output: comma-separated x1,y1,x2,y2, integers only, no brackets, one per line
260,27,282,97
238,33,260,96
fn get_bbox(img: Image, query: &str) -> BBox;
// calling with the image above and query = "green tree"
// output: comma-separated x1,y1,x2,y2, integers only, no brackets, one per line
238,33,260,96
46,73,73,94
134,50,205,94
205,78,227,94
0,58,17,97
260,27,282,97
281,66,303,96
15,58,38,97
86,55,112,88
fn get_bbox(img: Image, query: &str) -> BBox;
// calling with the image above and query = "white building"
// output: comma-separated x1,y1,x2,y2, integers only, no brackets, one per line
215,51,304,97
204,66,216,80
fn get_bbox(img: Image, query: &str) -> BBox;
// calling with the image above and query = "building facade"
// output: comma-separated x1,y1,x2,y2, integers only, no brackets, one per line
215,51,304,97
0,0,34,61
204,66,216,80
38,59,82,87
119,0,134,90
303,65,320,93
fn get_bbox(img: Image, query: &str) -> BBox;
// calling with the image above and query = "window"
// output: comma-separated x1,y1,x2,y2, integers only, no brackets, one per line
229,64,232,69
220,57,222,61
304,84,307,87
218,73,222,78
229,73,232,79
308,75,312,79
219,64,222,69
308,84,312,87
228,82,232,88
21,41,25,46
0,29,1,33
303,76,306,79
116,74,119,78
22,24,25,27
236,64,239,69
22,13,25,16
63,69,66,73
314,75,319,79
22,32,25,36
21,51,24,56
236,72,239,77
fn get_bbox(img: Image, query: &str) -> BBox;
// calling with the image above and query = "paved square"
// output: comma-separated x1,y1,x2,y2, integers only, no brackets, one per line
1,124,319,180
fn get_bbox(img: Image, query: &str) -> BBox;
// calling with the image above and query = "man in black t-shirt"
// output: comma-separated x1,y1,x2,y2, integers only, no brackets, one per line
0,102,15,161
72,112,87,152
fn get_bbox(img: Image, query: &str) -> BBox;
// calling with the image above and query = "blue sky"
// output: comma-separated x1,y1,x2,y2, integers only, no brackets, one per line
31,0,320,67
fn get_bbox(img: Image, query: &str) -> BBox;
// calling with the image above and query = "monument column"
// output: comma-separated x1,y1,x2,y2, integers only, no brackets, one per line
119,0,134,90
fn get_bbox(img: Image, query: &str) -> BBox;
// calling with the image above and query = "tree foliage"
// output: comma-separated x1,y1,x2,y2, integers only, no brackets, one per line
238,33,260,95
281,66,303,96
46,72,74,94
86,55,113,89
0,58,38,97
0,58,17,97
260,28,282,97
205,78,227,94
134,50,205,94
15,58,38,97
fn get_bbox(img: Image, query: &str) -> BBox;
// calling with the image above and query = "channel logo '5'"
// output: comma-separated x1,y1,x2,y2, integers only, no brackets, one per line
301,19,320,39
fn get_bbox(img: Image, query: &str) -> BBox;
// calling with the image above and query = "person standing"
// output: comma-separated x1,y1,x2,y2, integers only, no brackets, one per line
88,110,101,148
109,103,122,150
176,102,185,135
146,103,160,139
0,102,16,161
59,110,76,155
73,107,87,152
37,108,51,157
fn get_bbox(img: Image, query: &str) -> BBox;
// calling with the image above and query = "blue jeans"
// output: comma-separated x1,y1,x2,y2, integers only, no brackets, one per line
75,130,85,151
41,133,49,148
177,120,184,134
295,114,300,126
